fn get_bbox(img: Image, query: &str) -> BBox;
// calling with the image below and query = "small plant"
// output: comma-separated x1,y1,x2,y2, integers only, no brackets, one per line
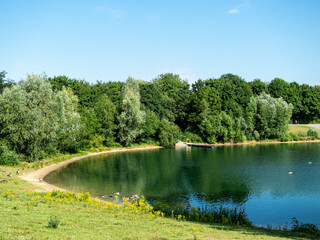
291,218,319,234
307,128,319,139
47,214,61,228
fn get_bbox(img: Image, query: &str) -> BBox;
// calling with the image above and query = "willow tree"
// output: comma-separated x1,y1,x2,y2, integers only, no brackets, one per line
118,77,145,146
0,74,57,161
55,87,83,152
249,93,293,139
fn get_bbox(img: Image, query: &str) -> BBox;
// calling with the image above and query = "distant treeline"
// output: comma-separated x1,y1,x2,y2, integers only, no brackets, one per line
0,70,319,163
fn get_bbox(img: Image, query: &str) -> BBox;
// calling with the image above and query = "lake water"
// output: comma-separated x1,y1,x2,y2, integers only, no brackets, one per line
44,143,320,227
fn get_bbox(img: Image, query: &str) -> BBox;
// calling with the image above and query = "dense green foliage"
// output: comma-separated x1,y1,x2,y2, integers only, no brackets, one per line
1,70,320,163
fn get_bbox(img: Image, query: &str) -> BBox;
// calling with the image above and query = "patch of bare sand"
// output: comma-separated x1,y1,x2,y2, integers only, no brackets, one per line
19,146,163,192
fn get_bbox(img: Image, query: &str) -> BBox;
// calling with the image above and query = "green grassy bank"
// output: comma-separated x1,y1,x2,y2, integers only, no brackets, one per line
1,155,319,239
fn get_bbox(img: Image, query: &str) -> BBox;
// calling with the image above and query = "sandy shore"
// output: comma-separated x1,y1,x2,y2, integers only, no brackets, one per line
19,139,320,192
19,146,163,192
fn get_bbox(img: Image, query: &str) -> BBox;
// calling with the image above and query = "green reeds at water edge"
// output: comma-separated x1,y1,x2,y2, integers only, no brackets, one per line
152,202,252,226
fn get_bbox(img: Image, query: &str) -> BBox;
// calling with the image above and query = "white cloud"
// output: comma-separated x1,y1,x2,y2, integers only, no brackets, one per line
228,9,239,14
227,1,249,14
95,5,125,19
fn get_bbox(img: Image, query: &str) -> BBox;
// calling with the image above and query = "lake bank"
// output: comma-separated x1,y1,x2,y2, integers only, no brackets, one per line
19,145,163,192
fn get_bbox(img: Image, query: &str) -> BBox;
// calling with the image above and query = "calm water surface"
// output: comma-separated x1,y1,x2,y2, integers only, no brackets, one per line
45,143,320,226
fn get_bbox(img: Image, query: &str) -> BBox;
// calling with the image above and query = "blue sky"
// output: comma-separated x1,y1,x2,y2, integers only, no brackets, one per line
1,0,320,85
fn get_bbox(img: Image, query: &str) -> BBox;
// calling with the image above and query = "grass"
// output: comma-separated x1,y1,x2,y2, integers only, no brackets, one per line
0,165,319,239
287,124,320,136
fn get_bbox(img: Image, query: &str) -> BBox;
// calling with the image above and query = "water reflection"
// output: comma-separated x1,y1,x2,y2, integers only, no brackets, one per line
45,143,320,226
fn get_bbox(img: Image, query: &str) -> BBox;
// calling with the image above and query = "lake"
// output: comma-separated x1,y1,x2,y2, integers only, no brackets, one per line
44,143,320,227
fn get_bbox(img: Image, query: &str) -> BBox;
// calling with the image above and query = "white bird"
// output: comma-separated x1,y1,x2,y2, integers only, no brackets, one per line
113,192,120,196
39,178,43,182
289,172,293,175
308,161,312,164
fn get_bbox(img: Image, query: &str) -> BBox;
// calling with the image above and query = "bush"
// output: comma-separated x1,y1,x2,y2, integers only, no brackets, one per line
307,128,319,139
47,214,60,228
159,119,182,147
291,218,319,234
182,132,203,143
0,144,19,165
88,135,105,148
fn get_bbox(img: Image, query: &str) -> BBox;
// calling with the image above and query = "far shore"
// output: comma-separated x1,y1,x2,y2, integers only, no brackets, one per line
19,146,163,192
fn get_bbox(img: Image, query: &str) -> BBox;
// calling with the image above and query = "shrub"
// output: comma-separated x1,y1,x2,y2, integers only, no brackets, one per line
0,144,19,165
47,215,60,229
89,135,105,148
291,218,319,234
182,132,203,143
298,131,306,137
159,119,182,147
307,128,319,139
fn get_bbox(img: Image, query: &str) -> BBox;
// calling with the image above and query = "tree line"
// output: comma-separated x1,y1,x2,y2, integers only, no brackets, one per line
0,70,319,163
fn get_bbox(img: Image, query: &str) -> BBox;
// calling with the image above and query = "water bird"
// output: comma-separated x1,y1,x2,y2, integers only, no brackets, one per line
39,178,43,182
0,179,8,183
7,173,12,177
113,192,120,196
288,172,293,175
130,194,139,199
308,161,312,164
16,169,20,174
3,169,6,172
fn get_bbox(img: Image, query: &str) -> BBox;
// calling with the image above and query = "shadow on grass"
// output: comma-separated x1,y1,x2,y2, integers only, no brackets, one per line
206,223,319,239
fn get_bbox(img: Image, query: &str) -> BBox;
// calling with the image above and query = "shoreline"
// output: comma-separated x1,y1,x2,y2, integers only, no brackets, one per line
19,146,163,192
19,139,320,192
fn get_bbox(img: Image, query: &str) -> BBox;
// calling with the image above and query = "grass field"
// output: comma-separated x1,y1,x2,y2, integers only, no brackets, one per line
287,124,320,135
0,164,319,239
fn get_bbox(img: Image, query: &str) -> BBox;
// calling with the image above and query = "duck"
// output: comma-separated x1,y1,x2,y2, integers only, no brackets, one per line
39,178,43,182
113,192,120,196
308,161,312,164
16,169,20,174
288,172,293,175
7,173,12,177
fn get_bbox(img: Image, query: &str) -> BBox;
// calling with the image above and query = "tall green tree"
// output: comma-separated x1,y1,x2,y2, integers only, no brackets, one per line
254,93,293,139
158,119,181,147
55,87,83,152
0,75,57,161
0,71,14,93
118,77,145,146
94,95,117,146
206,74,253,117
153,73,191,129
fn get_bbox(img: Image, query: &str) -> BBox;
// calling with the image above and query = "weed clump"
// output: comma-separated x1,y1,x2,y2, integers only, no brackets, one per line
47,214,61,228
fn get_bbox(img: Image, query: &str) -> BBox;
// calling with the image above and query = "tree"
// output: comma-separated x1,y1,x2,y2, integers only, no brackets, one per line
0,71,14,93
118,77,145,146
153,73,191,130
55,87,83,152
0,74,57,161
206,74,253,117
254,93,293,139
158,119,181,147
249,79,268,95
94,95,117,146
139,109,160,143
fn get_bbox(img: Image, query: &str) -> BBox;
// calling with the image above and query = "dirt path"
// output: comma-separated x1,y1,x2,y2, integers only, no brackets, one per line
307,124,320,130
19,146,163,192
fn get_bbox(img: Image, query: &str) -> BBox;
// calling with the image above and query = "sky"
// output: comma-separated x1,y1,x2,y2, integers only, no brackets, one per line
1,0,320,85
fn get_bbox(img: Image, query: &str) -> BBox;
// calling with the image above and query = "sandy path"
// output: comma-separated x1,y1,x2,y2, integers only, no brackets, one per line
307,124,320,130
19,146,163,192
